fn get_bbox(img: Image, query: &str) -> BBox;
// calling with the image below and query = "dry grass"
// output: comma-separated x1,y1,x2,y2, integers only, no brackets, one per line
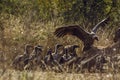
0,13,119,80
0,69,120,80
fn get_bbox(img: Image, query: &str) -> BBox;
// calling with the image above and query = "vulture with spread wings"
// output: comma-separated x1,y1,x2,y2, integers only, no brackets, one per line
54,17,110,51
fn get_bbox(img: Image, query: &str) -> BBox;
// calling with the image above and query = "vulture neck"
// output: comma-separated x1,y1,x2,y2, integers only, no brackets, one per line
35,49,40,56
72,50,77,57
65,49,69,58
54,46,58,54
50,53,54,60
25,47,29,55
64,49,70,59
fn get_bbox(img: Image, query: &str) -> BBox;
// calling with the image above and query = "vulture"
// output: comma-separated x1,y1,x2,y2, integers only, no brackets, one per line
28,45,43,62
52,44,64,61
54,17,110,51
12,44,33,70
44,48,63,71
44,48,54,65
24,45,43,70
59,45,79,64
64,45,79,57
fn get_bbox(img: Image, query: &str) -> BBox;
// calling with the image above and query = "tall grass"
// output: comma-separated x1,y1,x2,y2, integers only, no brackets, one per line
0,12,115,68
0,12,119,80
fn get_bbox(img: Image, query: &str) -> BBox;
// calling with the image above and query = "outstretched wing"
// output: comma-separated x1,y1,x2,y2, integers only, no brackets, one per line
54,25,89,42
92,17,110,33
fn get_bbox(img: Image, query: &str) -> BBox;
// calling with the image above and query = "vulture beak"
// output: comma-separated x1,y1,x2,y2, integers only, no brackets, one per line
93,35,99,41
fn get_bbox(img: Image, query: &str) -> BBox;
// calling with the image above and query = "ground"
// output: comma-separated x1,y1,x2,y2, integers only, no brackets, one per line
0,69,120,80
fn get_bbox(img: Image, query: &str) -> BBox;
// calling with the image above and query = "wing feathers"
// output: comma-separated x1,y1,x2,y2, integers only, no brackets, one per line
55,27,67,37
92,17,110,33
54,25,89,41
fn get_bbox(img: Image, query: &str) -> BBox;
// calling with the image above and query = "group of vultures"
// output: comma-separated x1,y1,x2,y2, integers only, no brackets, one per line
12,17,120,73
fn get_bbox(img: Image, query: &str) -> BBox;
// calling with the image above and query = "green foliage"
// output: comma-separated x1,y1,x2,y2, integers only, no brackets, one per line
0,0,119,23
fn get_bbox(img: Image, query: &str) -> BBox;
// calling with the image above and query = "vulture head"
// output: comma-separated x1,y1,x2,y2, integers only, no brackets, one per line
24,44,33,54
54,17,110,51
114,28,120,42
73,45,79,49
46,48,52,55
36,45,43,48
34,46,43,55
64,44,79,57
65,44,79,52
25,44,33,50
55,44,63,49
90,32,99,41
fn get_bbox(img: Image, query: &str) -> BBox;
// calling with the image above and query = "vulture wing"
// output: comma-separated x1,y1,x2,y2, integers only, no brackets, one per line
54,25,89,42
92,17,110,33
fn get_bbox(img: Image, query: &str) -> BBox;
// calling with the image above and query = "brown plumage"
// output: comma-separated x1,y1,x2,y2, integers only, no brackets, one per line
12,44,33,70
24,45,43,70
44,48,63,72
54,17,110,51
